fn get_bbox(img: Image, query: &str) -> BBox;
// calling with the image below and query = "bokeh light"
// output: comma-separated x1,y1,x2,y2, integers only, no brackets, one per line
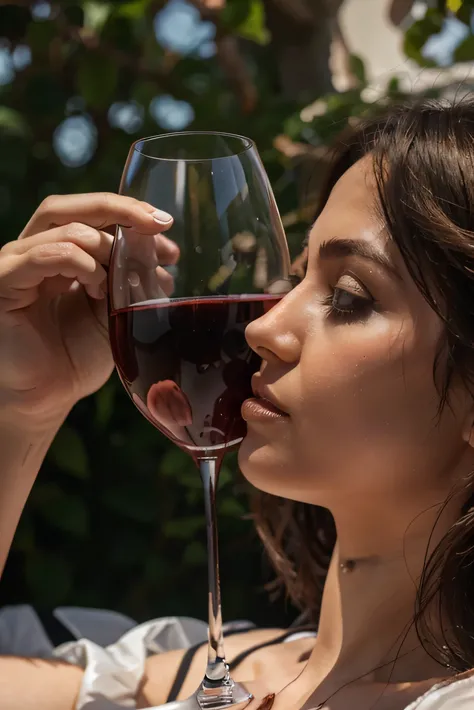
150,95,195,130
53,115,98,167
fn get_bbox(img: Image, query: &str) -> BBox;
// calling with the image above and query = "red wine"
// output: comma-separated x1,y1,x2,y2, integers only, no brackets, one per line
109,295,280,459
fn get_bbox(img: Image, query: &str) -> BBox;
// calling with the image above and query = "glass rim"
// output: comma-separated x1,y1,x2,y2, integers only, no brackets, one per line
131,130,256,162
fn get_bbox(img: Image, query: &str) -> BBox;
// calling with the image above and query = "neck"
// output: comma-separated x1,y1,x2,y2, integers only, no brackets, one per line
297,487,463,705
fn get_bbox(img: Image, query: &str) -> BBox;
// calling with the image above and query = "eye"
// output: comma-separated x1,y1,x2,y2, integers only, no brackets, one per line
324,275,374,323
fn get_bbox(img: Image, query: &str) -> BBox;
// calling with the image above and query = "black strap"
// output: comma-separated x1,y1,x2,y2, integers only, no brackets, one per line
166,626,256,703
166,625,316,702
228,626,315,671
36,610,76,647
166,643,202,702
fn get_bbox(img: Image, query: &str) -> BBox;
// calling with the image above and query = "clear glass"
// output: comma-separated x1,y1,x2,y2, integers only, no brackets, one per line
108,132,291,709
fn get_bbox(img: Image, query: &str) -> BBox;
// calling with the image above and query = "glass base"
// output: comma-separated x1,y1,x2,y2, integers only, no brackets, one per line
150,680,252,710
197,675,252,708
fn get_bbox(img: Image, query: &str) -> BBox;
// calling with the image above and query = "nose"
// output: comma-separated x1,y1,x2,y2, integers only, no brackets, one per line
245,287,302,365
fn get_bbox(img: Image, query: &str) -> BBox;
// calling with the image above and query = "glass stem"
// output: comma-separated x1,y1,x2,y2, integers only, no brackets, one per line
199,457,228,683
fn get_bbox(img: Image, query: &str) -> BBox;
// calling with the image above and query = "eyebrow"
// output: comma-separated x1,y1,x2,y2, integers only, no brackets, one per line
317,237,402,281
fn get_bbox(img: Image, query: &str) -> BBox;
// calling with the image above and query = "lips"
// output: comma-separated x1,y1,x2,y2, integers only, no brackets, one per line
249,375,289,417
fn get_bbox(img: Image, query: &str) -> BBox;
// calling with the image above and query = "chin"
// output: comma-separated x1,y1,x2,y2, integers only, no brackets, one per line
238,432,337,505
238,433,298,497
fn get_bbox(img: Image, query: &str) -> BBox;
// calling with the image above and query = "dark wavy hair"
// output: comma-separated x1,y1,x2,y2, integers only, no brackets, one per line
252,99,474,671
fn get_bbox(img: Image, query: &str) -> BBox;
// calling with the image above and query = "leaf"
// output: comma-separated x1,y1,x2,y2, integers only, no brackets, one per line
283,113,305,140
116,0,153,18
349,54,366,85
236,0,270,45
83,1,112,31
25,552,73,606
455,1,474,24
454,33,474,62
386,76,400,95
160,447,192,477
221,0,252,29
49,426,89,479
218,496,246,517
0,107,30,137
95,382,116,427
77,53,118,110
218,466,232,489
402,10,444,67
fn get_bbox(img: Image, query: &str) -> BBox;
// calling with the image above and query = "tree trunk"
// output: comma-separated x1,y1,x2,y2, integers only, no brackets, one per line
263,0,345,100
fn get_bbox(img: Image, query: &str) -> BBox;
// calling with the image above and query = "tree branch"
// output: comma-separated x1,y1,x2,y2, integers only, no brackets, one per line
187,0,258,113
54,9,194,101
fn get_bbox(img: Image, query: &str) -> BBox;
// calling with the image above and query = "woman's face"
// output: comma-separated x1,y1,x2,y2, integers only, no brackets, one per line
239,157,474,510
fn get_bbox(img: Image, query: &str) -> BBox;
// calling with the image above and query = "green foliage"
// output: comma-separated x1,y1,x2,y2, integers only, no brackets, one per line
50,426,90,480
403,8,443,67
454,34,474,61
0,0,471,627
234,0,270,45
77,53,119,109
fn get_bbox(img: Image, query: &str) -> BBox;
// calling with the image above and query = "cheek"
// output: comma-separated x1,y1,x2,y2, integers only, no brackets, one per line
293,321,449,485
239,316,462,503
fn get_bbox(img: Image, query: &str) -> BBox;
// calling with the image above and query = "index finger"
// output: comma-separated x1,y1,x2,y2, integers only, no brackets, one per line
20,192,174,239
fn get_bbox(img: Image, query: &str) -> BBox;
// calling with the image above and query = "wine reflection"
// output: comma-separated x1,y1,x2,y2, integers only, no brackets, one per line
110,296,271,459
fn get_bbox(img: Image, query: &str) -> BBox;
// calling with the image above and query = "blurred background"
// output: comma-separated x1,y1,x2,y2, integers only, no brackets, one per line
0,0,473,629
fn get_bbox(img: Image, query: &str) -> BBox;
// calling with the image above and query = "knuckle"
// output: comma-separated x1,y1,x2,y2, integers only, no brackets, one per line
29,241,76,262
63,222,97,244
97,192,112,210
39,194,61,214
1,241,16,255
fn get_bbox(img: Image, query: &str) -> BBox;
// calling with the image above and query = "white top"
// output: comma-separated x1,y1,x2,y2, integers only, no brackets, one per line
0,606,472,709
405,674,474,709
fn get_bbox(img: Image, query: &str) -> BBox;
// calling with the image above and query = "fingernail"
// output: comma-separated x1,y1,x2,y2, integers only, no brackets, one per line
152,209,173,224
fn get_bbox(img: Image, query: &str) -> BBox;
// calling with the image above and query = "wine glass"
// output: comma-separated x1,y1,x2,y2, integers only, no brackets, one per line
108,132,291,709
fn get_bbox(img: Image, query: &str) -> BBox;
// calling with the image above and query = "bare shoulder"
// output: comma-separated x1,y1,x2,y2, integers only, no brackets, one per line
137,628,284,708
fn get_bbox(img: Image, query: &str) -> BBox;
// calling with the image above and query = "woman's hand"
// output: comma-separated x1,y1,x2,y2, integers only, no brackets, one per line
0,192,174,430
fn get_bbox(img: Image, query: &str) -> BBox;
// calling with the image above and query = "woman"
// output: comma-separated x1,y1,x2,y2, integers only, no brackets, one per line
2,99,474,709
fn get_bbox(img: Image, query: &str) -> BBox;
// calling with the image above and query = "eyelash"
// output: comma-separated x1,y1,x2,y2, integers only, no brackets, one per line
290,259,375,323
322,287,375,323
